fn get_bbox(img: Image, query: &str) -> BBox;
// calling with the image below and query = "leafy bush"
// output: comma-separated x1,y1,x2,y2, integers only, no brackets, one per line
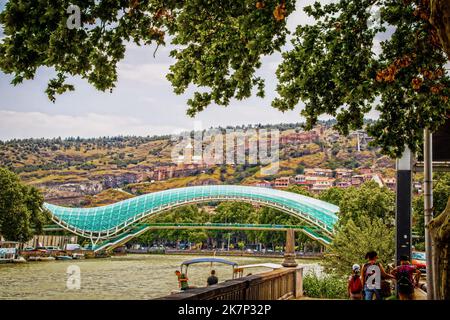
414,242,425,252
323,216,395,277
303,273,347,300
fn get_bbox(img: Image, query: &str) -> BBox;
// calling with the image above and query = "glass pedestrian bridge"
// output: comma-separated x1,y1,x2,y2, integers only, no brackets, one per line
44,185,339,246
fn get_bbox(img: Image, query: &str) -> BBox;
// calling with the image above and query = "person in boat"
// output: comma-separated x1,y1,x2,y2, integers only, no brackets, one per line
207,270,218,286
175,270,190,291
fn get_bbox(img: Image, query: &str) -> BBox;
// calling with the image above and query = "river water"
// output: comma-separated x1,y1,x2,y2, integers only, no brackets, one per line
0,254,320,300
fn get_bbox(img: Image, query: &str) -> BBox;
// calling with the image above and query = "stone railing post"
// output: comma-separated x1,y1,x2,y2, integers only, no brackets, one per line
282,229,298,267
295,267,304,298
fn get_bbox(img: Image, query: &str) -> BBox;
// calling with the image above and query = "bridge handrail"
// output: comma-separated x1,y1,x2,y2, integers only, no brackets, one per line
139,222,309,230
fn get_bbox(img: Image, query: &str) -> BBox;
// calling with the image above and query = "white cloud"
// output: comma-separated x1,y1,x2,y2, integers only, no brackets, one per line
0,111,188,140
0,0,382,141
118,63,171,86
140,96,158,104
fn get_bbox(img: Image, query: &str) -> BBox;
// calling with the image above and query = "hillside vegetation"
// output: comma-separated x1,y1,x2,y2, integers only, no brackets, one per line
0,121,393,206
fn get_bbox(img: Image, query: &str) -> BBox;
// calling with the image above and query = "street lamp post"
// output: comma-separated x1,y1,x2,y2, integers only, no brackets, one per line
423,128,435,300
395,146,413,266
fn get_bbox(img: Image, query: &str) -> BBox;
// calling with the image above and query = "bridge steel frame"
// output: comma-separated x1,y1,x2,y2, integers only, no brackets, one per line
131,223,331,245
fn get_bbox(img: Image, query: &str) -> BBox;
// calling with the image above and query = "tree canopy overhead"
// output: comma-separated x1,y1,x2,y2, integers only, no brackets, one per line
1,0,449,157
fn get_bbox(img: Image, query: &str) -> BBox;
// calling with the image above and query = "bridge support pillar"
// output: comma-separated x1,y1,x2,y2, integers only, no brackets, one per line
282,229,298,267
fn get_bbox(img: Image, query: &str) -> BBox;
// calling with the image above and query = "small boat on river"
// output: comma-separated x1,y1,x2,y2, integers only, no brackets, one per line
0,241,21,263
12,256,27,264
72,253,85,259
171,257,239,294
38,256,55,262
55,255,73,261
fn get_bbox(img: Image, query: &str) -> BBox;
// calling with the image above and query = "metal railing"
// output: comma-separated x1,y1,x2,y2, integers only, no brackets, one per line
158,267,303,300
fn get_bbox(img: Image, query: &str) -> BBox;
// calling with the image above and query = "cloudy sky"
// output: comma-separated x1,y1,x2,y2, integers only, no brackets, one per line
0,0,355,141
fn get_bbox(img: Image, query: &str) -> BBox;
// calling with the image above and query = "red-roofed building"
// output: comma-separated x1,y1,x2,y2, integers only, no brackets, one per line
274,177,294,188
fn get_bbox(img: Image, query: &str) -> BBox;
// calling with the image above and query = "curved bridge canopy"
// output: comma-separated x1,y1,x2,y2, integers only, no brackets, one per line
44,185,339,240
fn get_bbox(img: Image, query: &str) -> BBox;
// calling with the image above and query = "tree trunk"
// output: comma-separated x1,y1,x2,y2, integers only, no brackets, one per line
430,0,450,58
429,196,450,300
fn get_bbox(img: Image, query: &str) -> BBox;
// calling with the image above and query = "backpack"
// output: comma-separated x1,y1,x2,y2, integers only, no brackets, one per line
349,275,363,294
396,265,414,294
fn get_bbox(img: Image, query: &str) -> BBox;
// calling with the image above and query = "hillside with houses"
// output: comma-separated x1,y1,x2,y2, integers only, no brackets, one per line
0,121,423,207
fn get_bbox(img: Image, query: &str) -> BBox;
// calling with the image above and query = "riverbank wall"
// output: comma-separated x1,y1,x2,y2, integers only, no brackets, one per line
127,249,322,260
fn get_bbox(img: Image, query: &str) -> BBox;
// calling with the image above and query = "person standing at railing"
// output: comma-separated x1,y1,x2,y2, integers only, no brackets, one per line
207,270,219,286
175,270,190,290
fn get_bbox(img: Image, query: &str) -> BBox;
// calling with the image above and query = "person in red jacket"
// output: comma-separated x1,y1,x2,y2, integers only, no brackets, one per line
348,264,363,300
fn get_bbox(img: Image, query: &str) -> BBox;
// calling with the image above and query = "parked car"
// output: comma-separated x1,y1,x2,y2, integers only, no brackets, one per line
412,251,426,272
148,245,165,253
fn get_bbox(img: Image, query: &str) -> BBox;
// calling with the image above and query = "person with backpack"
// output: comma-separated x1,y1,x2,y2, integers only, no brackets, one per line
348,264,363,300
391,255,421,300
361,251,394,300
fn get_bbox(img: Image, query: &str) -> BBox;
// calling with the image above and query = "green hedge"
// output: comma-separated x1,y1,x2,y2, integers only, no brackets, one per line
303,273,348,299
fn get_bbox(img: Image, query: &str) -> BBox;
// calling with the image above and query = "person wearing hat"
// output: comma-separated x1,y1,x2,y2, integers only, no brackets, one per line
348,264,363,300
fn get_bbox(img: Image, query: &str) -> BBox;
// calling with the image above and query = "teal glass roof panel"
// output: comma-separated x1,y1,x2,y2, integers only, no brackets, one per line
44,185,339,235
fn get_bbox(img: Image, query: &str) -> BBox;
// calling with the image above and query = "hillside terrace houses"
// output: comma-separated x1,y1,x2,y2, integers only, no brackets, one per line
335,168,353,179
130,165,154,181
359,168,373,175
153,166,176,181
254,180,273,188
294,174,307,185
273,175,336,192
282,174,331,187
256,167,398,193
383,177,396,190
304,168,334,177
280,131,319,145
310,178,334,192
350,174,370,186
139,163,210,182
336,180,352,188
274,177,295,188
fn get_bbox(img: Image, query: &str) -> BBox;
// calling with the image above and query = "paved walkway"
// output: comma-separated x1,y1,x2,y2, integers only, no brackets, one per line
296,288,428,300
414,288,427,300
